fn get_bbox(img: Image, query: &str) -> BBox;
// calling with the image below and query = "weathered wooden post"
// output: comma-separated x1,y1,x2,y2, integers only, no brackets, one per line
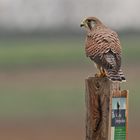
85,77,128,140
80,16,128,140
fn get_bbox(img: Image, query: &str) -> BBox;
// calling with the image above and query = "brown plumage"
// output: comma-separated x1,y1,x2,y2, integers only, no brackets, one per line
80,17,126,82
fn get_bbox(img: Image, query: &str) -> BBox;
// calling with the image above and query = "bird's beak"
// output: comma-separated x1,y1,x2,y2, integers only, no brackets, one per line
80,22,85,27
80,20,86,27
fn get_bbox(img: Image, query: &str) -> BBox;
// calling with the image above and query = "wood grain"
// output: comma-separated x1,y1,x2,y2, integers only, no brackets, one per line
85,77,128,140
85,77,111,140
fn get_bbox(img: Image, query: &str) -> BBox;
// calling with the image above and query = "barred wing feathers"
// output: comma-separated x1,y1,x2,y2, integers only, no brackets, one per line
85,28,125,81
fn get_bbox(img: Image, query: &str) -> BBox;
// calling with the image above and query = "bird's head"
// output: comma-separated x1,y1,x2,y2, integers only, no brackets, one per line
80,17,102,30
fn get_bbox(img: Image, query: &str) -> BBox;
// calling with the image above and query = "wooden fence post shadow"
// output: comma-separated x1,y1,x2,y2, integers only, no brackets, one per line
85,77,128,140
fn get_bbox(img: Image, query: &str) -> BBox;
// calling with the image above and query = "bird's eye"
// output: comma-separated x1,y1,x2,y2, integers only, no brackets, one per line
87,19,91,23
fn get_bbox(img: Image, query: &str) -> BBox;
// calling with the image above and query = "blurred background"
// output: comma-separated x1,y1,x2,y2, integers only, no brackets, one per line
0,0,139,139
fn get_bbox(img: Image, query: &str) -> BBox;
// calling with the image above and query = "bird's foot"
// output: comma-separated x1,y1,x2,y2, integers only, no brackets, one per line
95,72,107,78
95,73,101,78
100,72,107,77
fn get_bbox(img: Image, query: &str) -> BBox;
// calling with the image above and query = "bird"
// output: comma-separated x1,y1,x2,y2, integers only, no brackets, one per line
80,17,126,82
117,101,120,117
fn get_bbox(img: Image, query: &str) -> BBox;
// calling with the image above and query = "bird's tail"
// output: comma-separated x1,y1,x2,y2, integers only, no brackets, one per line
106,69,126,82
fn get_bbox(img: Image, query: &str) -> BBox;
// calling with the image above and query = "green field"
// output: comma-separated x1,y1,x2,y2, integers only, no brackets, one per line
0,37,139,68
0,37,139,120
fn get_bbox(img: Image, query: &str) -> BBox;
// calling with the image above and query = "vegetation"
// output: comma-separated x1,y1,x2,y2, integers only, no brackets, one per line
0,37,139,68
0,37,139,118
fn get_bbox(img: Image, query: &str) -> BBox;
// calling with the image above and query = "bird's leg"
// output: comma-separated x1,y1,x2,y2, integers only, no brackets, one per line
95,65,102,77
95,65,107,78
100,68,107,77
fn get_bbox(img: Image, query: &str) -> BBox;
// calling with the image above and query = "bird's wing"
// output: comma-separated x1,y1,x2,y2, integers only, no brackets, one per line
85,29,121,71
103,50,121,72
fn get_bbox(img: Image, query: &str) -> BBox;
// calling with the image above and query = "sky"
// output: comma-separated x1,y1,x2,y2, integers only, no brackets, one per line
0,0,139,31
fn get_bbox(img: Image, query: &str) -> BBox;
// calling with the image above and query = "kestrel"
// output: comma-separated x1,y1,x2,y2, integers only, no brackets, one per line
80,17,126,82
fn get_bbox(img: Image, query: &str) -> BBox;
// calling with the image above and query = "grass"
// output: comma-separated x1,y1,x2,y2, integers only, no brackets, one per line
121,37,140,63
0,37,139,118
0,37,139,69
0,39,86,68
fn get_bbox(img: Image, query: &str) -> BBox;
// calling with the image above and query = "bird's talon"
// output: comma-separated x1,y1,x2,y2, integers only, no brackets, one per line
95,72,107,78
100,73,107,77
95,73,101,78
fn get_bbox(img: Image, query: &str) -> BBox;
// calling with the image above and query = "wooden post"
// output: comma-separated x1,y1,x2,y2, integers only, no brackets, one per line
85,77,128,140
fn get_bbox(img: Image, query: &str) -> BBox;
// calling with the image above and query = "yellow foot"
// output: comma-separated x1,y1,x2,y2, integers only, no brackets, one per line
100,73,107,77
95,73,101,78
95,73,107,78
